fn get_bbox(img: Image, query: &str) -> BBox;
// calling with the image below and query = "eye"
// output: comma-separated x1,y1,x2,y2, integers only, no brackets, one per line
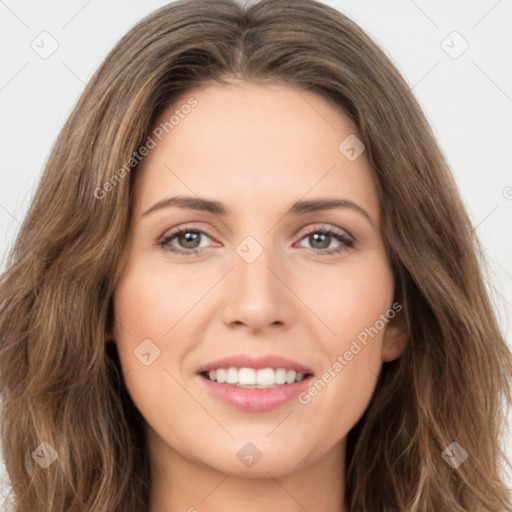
295,226,354,255
156,225,354,257
156,226,216,257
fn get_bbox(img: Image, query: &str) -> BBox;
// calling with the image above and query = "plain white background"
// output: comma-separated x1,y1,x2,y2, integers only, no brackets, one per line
1,0,511,502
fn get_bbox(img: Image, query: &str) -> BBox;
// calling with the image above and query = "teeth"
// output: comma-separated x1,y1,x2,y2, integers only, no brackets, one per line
257,368,275,386
275,368,287,385
226,367,238,384
204,367,308,387
239,367,256,385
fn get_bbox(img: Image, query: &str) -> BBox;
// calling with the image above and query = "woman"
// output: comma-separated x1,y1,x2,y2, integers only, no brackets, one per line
0,0,511,510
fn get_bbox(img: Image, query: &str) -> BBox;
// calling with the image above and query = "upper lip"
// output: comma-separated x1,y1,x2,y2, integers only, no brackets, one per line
197,354,314,375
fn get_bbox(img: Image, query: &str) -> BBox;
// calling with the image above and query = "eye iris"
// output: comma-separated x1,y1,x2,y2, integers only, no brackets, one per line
310,232,330,249
179,231,201,249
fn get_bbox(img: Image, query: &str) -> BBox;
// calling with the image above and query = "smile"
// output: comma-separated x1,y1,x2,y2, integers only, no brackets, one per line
201,367,310,388
196,353,315,411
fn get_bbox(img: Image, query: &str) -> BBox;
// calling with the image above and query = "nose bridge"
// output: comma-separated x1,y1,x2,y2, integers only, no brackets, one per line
221,232,293,330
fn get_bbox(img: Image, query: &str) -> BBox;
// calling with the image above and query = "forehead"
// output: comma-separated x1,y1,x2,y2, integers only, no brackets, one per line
134,81,379,222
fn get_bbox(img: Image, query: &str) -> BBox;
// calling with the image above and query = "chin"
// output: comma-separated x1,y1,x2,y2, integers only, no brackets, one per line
196,442,311,478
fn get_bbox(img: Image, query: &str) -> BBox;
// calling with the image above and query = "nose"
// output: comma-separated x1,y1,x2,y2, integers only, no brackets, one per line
221,244,297,334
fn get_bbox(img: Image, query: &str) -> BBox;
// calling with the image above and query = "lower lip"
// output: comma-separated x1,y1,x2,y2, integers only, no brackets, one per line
197,374,313,412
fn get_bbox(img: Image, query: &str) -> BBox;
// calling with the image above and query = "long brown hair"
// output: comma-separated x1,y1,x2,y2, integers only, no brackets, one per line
1,0,511,510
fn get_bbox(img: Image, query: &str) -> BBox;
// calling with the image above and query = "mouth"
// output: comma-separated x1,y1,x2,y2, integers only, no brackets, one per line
195,354,315,411
199,367,314,388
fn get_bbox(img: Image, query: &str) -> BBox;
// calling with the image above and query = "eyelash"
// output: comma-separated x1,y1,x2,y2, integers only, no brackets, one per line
156,225,354,257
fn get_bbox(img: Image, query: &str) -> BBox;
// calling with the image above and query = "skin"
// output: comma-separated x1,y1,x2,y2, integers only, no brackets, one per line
109,80,408,512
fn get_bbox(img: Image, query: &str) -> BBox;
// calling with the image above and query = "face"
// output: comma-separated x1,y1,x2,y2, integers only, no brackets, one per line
110,81,407,480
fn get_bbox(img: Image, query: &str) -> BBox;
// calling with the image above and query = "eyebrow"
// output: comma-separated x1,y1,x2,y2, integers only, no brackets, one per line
142,195,374,226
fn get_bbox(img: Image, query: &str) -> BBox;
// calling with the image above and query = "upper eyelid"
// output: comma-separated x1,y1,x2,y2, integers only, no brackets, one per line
159,223,354,245
300,224,353,240
160,225,218,243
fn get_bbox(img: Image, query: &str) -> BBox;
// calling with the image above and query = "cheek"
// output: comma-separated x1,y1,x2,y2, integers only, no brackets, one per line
296,254,394,413
111,262,170,385
111,258,214,401
111,262,194,432
296,307,391,457
112,258,211,340
302,253,395,345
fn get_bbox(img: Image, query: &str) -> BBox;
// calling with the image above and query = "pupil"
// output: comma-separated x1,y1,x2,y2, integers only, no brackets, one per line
180,231,200,249
310,233,329,249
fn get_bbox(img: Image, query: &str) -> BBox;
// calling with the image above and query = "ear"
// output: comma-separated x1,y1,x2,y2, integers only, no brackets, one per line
381,306,408,362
